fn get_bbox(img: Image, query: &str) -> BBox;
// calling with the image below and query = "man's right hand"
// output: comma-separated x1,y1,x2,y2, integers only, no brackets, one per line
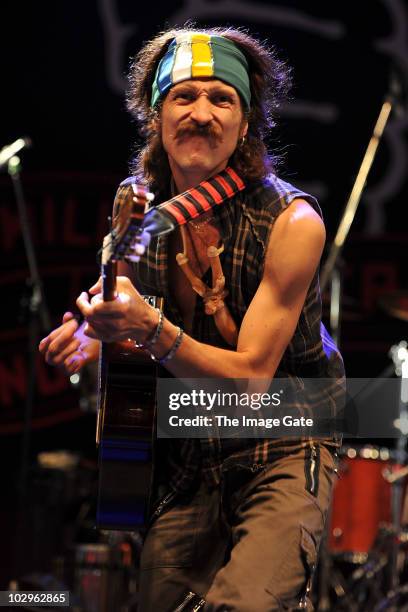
39,312,100,375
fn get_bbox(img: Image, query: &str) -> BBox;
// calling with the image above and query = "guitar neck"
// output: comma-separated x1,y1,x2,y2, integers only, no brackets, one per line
102,260,118,302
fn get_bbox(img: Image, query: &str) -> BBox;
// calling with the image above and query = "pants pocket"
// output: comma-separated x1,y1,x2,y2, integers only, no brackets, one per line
265,524,317,611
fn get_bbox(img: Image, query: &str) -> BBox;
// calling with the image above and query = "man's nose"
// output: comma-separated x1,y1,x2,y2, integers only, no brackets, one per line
189,96,213,125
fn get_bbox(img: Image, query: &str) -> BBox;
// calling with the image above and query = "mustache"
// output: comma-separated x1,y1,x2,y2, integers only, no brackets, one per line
175,123,221,143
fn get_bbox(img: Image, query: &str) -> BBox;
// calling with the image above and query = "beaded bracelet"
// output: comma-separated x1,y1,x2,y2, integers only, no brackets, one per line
135,308,164,350
151,327,184,365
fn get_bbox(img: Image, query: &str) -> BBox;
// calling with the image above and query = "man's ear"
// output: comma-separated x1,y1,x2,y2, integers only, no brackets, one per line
240,120,248,139
150,112,161,133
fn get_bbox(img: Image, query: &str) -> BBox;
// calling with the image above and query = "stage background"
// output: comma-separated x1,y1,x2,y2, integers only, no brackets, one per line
0,0,407,588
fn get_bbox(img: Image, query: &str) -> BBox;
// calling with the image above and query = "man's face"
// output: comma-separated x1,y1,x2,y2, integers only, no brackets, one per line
159,79,248,184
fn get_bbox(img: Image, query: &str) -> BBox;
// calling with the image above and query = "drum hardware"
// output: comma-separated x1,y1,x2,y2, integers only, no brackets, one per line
316,336,408,610
317,547,361,612
387,341,408,594
317,443,408,609
373,583,408,612
323,549,391,612
383,465,408,485
350,554,385,582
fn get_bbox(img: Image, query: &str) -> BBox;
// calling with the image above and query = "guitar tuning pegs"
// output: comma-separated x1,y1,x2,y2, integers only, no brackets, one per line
131,183,155,202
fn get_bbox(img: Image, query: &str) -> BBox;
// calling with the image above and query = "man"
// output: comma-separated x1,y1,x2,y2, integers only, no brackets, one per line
40,27,344,611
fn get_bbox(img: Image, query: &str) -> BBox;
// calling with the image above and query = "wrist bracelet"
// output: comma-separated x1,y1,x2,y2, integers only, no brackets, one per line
135,308,164,349
151,327,184,365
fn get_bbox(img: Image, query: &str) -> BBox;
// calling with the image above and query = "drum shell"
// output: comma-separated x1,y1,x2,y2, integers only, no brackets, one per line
73,543,130,612
328,446,405,555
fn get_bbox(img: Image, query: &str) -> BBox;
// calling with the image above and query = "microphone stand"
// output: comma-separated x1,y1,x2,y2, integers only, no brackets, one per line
319,92,394,345
8,155,51,577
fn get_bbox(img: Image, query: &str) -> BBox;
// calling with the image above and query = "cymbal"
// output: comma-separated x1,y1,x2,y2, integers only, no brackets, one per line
378,291,408,322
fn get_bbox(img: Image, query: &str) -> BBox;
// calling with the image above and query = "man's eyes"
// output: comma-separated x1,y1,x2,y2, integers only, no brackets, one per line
211,94,234,104
174,92,195,101
173,92,234,105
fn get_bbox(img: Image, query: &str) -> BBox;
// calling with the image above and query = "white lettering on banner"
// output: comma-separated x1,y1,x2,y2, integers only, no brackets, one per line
97,0,138,94
364,0,408,235
168,1,344,38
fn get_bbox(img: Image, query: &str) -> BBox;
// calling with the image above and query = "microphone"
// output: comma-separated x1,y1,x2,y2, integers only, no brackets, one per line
0,137,32,170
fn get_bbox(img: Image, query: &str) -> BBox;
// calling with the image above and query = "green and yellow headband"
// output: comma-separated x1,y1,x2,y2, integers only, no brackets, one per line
151,33,251,109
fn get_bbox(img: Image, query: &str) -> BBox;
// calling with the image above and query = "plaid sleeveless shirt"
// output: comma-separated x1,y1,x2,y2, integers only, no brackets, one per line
131,174,345,491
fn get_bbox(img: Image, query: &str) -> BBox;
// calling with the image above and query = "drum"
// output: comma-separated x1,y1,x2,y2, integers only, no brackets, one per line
72,538,137,612
328,445,404,557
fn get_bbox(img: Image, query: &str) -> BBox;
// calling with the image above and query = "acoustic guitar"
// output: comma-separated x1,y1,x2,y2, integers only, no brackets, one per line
95,181,163,531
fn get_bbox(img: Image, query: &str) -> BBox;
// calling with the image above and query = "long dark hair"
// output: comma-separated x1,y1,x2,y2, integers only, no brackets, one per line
127,26,291,193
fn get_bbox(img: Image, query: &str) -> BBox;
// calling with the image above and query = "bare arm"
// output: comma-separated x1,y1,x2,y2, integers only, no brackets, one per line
77,199,325,379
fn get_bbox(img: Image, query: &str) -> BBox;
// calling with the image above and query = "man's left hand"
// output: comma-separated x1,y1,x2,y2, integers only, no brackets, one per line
76,276,156,344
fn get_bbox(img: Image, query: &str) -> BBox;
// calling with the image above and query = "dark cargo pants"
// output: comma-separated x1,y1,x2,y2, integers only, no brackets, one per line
138,444,336,611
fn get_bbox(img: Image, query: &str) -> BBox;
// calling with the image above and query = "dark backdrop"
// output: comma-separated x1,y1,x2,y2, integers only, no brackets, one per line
0,0,407,587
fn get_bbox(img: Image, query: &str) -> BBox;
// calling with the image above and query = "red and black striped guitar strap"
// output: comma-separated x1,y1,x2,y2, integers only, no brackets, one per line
118,166,246,235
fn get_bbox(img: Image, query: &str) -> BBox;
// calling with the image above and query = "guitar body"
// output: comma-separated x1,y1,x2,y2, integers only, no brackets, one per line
96,308,160,530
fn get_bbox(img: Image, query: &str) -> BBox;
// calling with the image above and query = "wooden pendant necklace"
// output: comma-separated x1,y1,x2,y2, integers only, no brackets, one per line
175,216,238,347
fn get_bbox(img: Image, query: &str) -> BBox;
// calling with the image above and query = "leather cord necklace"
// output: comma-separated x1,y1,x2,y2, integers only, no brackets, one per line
176,216,238,347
